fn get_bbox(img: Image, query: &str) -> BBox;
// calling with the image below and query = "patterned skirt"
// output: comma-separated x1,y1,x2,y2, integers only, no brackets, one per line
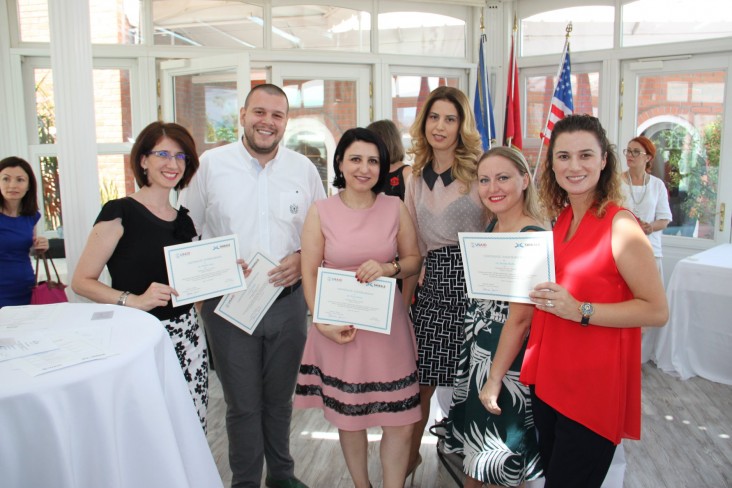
443,299,543,484
161,306,209,431
412,245,468,386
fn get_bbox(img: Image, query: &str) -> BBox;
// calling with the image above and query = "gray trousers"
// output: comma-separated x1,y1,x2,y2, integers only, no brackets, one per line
201,288,308,488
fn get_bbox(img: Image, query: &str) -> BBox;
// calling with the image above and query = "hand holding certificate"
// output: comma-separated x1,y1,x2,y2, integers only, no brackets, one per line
164,234,247,307
313,268,396,334
459,231,555,303
214,252,283,334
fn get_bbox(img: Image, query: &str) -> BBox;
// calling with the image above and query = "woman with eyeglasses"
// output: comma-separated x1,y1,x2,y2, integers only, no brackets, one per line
621,136,672,276
72,121,208,429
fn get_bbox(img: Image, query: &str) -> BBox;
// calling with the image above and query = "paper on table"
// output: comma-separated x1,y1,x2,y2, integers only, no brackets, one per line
164,234,247,307
214,252,283,334
0,304,67,329
459,231,555,303
313,268,396,335
15,332,108,376
0,333,59,362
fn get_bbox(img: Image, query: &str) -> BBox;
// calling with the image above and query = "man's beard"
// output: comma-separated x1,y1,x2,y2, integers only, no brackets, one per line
243,130,281,155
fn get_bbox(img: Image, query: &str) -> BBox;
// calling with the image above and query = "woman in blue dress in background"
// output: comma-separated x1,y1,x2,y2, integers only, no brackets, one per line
0,157,49,307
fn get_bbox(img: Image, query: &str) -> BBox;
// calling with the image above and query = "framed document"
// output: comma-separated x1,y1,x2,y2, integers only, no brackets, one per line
164,234,246,307
313,268,396,335
458,231,555,303
213,252,283,334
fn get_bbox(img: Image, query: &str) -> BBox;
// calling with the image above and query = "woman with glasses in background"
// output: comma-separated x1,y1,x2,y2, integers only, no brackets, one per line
72,121,208,429
621,136,672,277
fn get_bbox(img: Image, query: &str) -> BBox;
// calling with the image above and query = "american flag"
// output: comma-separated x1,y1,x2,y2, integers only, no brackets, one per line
540,47,574,143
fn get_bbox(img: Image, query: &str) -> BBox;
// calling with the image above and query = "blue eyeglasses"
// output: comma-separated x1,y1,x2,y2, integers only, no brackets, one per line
147,150,189,162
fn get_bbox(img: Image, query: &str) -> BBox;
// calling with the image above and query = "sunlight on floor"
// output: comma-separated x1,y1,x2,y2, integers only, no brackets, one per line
300,431,438,445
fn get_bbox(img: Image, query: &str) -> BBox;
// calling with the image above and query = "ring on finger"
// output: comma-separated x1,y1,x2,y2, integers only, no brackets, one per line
546,299,554,308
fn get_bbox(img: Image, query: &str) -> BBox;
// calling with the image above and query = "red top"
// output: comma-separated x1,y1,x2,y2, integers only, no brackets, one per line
520,203,641,444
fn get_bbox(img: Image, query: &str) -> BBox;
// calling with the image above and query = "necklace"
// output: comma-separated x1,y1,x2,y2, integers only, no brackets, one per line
626,171,648,213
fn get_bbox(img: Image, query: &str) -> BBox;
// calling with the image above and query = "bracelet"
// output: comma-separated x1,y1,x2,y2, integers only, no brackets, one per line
390,260,401,277
117,291,131,306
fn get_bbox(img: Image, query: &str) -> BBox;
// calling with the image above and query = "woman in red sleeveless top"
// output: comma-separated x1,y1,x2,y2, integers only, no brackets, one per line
520,115,668,487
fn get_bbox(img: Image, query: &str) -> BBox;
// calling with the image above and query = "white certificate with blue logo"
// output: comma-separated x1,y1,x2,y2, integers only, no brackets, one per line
313,267,396,335
213,252,283,334
458,231,555,304
164,234,247,307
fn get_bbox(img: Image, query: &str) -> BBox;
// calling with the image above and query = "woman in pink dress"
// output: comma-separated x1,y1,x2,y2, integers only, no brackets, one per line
295,128,422,488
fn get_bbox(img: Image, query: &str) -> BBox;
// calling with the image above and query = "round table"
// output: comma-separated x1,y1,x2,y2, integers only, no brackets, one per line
0,303,222,488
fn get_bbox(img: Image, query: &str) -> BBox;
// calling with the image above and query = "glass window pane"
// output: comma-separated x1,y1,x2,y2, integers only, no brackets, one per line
622,0,732,47
34,68,56,145
283,78,359,195
635,71,725,239
271,5,369,52
172,72,239,153
93,69,133,144
379,12,465,57
526,71,599,138
89,0,142,44
523,71,599,168
99,154,135,204
390,75,460,154
153,1,263,48
17,0,50,43
39,155,61,232
521,7,614,57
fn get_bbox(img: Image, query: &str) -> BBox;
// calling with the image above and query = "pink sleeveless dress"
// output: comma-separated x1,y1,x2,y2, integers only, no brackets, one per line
294,193,421,430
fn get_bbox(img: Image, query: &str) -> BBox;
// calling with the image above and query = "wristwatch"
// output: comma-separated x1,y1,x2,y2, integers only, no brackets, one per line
579,302,594,326
390,260,401,277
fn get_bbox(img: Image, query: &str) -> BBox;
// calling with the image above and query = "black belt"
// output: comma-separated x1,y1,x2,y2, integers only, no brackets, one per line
277,280,302,301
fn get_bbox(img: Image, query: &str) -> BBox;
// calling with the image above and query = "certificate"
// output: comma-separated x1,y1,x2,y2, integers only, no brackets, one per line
213,252,283,334
458,231,555,303
313,268,396,335
164,234,246,307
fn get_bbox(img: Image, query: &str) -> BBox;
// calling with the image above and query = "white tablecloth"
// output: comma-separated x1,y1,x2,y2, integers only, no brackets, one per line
0,303,223,488
644,243,732,385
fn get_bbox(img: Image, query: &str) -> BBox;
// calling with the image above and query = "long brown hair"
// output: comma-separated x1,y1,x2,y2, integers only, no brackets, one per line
408,86,482,190
539,114,623,218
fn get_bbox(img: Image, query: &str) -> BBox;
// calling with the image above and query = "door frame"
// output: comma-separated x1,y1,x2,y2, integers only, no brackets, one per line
620,52,732,279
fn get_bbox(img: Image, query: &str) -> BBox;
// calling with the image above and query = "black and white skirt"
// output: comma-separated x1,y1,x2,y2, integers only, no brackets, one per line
161,306,208,431
412,245,468,386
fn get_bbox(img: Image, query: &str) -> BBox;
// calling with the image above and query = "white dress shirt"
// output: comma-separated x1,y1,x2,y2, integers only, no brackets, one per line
179,140,326,262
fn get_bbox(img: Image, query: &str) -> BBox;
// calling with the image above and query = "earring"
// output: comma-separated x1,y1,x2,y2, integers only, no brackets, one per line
143,168,148,176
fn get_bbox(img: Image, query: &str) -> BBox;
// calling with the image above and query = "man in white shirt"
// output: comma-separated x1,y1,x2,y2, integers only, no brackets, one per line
180,83,325,488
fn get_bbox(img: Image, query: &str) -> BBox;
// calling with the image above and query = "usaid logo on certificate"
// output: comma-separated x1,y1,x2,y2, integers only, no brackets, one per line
163,234,247,307
458,231,556,304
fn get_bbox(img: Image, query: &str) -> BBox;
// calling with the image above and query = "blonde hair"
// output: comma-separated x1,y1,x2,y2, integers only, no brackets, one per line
478,146,544,223
539,114,624,218
408,86,483,190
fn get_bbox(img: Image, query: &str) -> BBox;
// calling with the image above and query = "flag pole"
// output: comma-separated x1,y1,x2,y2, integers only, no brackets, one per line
532,22,572,181
475,14,496,150
505,14,518,148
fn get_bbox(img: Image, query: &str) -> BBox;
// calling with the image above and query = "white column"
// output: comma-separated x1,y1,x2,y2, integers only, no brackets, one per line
0,0,22,156
47,0,99,295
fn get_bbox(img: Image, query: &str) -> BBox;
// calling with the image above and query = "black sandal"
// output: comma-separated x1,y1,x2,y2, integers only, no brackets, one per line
428,418,448,439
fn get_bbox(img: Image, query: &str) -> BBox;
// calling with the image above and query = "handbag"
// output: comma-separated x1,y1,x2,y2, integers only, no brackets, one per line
31,252,68,305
